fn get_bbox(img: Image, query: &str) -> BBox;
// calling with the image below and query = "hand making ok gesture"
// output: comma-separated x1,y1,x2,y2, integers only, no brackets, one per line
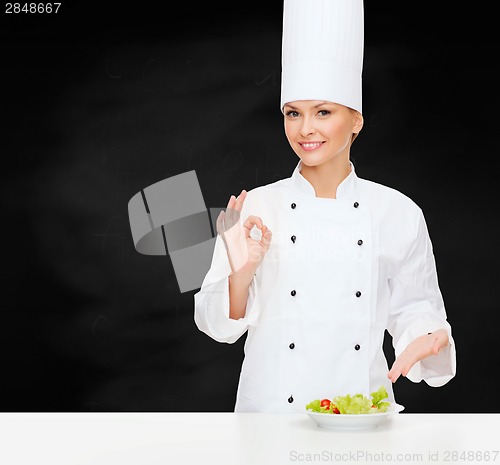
216,190,272,279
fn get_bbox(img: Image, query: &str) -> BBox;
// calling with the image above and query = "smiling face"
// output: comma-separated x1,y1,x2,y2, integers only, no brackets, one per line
283,100,363,169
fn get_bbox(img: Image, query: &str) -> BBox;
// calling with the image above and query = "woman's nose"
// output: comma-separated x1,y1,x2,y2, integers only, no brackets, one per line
299,117,315,137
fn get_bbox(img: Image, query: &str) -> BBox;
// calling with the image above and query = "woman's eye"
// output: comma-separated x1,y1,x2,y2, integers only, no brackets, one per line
318,110,330,116
285,110,300,118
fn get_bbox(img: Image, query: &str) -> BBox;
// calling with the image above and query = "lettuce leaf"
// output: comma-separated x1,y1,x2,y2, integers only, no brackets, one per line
305,399,321,412
333,393,373,414
370,385,390,412
305,399,335,414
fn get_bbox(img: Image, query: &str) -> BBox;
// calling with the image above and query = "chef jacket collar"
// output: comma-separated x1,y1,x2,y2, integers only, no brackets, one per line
290,160,358,199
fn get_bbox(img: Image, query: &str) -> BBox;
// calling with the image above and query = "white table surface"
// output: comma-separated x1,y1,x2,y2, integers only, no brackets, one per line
0,412,498,465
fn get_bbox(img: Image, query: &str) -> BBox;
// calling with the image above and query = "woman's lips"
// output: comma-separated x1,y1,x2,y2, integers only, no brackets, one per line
299,141,324,151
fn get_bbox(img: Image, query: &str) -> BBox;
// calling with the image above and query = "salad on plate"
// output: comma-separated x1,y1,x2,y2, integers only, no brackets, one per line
306,385,391,415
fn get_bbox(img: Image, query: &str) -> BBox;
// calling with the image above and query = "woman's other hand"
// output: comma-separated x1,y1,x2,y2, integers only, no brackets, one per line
387,329,449,383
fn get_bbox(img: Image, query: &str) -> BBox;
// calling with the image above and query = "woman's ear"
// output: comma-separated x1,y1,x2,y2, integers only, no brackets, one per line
353,111,364,135
350,110,364,144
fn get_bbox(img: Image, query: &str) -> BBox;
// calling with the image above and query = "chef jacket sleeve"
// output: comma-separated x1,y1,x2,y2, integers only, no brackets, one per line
194,223,261,344
387,209,456,387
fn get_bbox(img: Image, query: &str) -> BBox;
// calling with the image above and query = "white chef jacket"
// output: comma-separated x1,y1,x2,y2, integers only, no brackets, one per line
194,160,456,413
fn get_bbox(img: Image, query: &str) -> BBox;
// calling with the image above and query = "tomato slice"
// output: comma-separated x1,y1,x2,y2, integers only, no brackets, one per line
320,399,331,409
320,399,340,414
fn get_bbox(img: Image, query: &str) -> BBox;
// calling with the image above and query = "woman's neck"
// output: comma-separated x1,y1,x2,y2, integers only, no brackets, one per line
299,157,352,199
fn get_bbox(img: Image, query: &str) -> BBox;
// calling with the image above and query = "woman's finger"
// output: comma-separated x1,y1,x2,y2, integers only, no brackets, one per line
388,350,416,382
216,210,226,235
400,362,413,377
226,195,235,209
387,365,401,383
233,190,247,212
261,226,272,249
243,215,264,236
225,194,242,230
222,190,249,233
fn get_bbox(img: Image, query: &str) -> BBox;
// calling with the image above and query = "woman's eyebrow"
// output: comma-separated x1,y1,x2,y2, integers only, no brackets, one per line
315,101,333,108
284,101,333,111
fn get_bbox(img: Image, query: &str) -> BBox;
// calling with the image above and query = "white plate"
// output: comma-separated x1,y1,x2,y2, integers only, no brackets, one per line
306,403,405,431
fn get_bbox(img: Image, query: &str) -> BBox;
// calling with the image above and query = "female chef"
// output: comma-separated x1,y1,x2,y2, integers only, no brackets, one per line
194,0,456,413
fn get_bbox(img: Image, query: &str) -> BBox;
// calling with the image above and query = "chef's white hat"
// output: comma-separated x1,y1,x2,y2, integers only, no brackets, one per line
280,0,364,113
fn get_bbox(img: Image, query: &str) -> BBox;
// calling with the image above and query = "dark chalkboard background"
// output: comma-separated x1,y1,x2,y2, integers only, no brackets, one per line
2,1,496,412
